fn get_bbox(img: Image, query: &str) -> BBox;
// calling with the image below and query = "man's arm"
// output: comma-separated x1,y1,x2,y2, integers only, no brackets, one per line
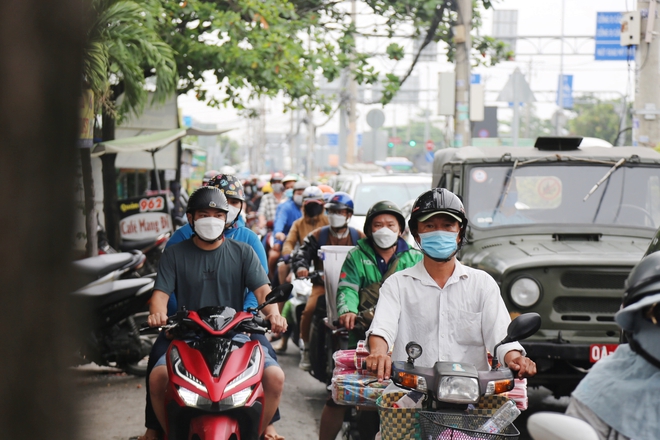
481,276,536,378
291,230,320,277
281,220,299,256
253,284,287,334
148,290,170,327
366,335,392,382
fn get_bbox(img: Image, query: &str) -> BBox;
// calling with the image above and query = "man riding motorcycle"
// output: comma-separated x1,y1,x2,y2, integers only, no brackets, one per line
565,251,660,440
319,201,422,440
133,174,284,440
291,192,364,370
146,187,287,438
364,188,537,380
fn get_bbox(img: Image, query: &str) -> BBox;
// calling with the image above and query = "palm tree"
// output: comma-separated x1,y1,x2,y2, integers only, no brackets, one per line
81,0,177,254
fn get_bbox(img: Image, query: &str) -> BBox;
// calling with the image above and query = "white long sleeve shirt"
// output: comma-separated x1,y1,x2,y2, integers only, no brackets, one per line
366,260,524,371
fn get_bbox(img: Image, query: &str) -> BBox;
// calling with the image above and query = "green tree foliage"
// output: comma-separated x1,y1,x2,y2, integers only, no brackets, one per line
153,0,511,111
568,96,630,145
364,0,513,102
83,0,177,117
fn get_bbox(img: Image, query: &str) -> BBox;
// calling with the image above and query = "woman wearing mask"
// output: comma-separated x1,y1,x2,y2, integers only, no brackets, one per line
318,201,422,440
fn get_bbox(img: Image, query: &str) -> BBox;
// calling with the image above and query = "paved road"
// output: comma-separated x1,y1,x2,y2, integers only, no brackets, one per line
74,342,570,440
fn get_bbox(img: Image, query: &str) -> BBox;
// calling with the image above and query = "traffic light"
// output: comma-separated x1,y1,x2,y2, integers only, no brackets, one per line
408,140,417,147
387,142,395,148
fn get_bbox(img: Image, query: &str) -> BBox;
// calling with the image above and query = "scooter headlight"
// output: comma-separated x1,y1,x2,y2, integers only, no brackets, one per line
176,385,213,409
224,345,262,393
437,376,480,404
170,346,208,394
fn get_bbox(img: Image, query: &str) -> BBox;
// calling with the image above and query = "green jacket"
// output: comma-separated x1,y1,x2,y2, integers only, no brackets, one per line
336,238,423,316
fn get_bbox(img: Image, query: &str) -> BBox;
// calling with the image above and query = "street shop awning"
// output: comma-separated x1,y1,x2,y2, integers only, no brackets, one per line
91,128,187,157
91,127,233,157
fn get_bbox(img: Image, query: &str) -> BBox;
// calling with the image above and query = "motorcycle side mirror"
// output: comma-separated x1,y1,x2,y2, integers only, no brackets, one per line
266,283,293,303
502,313,542,344
491,313,541,369
251,283,294,313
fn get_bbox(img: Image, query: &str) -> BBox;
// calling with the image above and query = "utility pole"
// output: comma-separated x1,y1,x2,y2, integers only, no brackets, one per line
555,0,565,135
454,0,472,147
634,0,660,147
424,64,431,143
306,109,315,178
339,71,348,166
346,0,357,163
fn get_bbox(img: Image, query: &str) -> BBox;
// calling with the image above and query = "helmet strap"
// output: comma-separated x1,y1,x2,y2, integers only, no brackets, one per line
627,331,660,370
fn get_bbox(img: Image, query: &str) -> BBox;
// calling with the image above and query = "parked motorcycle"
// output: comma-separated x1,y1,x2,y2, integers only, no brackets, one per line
72,250,146,289
119,232,170,274
388,313,542,437
159,283,292,440
71,275,157,376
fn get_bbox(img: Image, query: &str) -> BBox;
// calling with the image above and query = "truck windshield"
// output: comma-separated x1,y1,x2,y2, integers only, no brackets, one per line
465,164,660,229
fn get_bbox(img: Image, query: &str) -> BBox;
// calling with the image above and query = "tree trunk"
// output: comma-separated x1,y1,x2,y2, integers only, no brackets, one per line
80,147,98,257
101,109,120,248
0,0,86,438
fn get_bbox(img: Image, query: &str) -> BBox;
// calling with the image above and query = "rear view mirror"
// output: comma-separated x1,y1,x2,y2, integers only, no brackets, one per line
265,283,293,304
503,313,542,344
491,313,541,369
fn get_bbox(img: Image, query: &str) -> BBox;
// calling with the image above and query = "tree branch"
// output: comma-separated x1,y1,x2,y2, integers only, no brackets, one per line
398,1,447,86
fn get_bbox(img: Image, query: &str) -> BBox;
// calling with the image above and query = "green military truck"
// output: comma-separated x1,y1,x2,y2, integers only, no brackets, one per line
432,137,660,396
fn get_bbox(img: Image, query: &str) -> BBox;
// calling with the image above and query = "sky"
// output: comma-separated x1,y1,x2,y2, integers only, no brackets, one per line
178,0,635,146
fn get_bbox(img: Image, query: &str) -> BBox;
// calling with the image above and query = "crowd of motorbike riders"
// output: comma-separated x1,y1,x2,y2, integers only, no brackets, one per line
133,169,660,440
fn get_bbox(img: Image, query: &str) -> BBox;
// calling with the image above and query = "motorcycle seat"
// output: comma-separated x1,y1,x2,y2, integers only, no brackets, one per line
73,252,136,279
119,237,159,252
72,278,154,309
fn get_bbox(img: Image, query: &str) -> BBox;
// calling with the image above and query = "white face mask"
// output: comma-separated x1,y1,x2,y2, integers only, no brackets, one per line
328,213,348,228
293,194,304,206
226,205,241,224
194,217,225,242
372,226,398,249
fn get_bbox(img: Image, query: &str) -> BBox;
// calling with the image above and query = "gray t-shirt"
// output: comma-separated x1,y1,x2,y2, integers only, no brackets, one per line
154,238,270,312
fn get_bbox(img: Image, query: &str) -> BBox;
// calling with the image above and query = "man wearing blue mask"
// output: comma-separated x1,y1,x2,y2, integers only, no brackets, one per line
364,188,537,382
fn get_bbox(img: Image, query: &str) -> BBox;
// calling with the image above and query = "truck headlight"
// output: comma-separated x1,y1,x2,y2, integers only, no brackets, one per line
510,277,541,308
437,376,479,404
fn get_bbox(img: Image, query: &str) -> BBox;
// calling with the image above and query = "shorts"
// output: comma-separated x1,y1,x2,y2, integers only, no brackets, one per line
154,333,279,370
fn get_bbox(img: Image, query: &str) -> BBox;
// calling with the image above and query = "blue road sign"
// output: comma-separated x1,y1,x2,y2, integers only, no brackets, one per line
325,133,338,147
425,151,435,163
595,12,633,61
470,74,481,85
556,74,573,109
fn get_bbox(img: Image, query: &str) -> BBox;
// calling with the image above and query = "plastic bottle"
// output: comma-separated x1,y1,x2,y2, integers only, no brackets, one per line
392,390,424,408
478,400,521,433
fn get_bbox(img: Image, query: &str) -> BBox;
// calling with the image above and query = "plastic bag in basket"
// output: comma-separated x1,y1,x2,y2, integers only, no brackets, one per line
499,379,528,410
332,340,369,372
331,372,389,406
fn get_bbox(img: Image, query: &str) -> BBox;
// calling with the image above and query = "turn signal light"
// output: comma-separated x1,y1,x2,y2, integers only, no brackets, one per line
486,379,514,395
395,372,427,391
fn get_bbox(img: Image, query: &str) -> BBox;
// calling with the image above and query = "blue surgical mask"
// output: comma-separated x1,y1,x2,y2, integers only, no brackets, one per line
284,188,293,199
419,230,458,260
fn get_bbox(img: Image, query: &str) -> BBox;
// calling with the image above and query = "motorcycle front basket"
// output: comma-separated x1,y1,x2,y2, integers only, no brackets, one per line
419,411,519,440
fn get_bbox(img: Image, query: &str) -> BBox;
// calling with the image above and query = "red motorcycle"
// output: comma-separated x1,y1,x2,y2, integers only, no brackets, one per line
160,284,292,440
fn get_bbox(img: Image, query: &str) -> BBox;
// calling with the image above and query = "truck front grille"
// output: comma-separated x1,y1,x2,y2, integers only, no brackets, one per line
560,272,627,290
553,297,622,314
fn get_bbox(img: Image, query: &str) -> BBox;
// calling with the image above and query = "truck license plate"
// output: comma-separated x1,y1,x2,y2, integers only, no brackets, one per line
589,344,618,363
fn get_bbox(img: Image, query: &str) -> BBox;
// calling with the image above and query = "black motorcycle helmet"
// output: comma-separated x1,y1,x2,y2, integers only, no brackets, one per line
187,186,230,214
364,201,405,239
409,187,468,256
622,251,660,308
618,251,660,369
208,174,245,201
